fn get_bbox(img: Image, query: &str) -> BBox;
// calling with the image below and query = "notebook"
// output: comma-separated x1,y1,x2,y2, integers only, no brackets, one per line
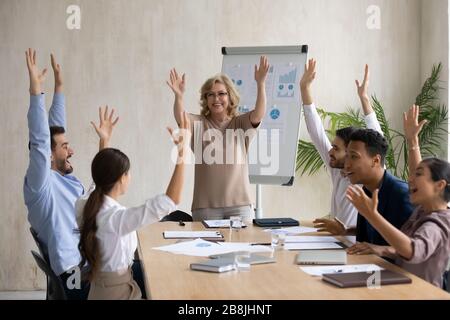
190,258,236,273
322,270,412,288
253,218,299,228
296,250,347,265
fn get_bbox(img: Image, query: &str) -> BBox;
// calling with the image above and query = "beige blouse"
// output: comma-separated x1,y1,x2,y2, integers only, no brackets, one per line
188,112,258,210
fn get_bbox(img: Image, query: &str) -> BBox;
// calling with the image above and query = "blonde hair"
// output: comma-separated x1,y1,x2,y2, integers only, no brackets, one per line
199,74,240,118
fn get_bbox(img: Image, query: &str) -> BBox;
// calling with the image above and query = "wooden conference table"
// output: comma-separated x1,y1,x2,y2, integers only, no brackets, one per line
137,221,450,300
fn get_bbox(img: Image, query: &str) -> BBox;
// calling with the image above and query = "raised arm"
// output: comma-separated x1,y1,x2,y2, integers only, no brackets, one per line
90,106,119,151
250,56,270,126
355,64,373,116
166,111,191,204
167,68,186,126
48,53,65,128
356,64,383,134
300,59,332,167
403,104,426,177
25,48,51,192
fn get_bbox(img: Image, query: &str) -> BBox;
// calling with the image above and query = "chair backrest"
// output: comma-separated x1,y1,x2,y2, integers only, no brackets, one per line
31,250,67,300
160,210,193,222
29,227,50,264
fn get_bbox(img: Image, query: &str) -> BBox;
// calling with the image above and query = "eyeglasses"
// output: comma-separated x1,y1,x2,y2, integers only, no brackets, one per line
205,91,228,100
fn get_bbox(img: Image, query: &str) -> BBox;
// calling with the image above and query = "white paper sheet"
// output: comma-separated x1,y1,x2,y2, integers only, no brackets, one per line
300,264,384,277
284,242,343,250
284,236,339,243
163,231,223,239
203,219,247,228
153,239,273,257
263,226,318,235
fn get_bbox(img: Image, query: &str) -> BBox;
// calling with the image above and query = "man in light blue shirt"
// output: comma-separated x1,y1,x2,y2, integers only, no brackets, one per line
23,49,118,299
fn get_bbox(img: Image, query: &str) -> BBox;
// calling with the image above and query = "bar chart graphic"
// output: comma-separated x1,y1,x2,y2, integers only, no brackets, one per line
275,67,297,98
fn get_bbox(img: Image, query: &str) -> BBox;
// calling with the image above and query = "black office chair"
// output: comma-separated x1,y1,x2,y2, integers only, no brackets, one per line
30,227,49,264
160,210,193,222
31,250,67,300
444,270,450,293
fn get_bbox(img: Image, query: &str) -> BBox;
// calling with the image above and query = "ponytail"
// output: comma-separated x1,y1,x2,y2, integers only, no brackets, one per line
79,188,104,281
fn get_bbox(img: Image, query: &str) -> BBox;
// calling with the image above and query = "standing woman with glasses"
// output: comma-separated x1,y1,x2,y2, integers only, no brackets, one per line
167,56,270,221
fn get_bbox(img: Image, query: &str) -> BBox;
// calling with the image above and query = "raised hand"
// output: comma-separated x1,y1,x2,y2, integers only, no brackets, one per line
346,185,379,219
403,104,426,142
355,64,370,100
300,58,316,89
91,106,119,149
50,53,63,92
166,68,186,98
254,56,270,84
26,48,47,95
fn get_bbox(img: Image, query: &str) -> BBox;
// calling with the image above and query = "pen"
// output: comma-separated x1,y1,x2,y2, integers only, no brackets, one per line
250,243,272,246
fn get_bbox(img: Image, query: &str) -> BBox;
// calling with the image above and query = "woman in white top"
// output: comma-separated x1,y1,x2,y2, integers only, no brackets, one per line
77,112,190,300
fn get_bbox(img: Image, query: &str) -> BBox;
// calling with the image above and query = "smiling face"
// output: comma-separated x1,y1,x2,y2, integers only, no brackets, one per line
206,82,229,117
328,136,347,168
344,140,381,185
51,133,74,175
408,162,446,207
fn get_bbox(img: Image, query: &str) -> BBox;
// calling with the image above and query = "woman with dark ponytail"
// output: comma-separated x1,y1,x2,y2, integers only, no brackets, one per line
346,105,450,288
78,112,190,299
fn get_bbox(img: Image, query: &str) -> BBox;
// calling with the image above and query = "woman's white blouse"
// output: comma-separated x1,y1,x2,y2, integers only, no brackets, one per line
76,193,176,272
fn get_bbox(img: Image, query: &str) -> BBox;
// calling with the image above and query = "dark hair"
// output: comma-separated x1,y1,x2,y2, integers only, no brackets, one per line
349,129,388,166
27,126,66,151
336,126,357,146
421,158,450,202
50,126,65,150
78,148,130,281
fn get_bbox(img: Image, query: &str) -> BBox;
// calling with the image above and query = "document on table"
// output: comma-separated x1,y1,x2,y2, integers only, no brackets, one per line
284,236,339,243
153,239,273,257
163,231,223,239
263,226,318,235
203,219,247,228
284,242,344,250
300,264,384,276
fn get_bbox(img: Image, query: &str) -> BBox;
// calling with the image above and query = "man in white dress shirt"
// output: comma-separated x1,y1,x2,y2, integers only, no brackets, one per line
300,59,382,234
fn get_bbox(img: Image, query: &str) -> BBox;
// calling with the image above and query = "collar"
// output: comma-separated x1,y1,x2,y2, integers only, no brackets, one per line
362,170,387,197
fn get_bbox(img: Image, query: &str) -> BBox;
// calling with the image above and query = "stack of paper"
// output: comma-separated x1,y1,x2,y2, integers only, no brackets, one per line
284,242,344,250
284,236,339,243
300,264,384,276
203,219,247,228
163,231,223,240
263,226,318,235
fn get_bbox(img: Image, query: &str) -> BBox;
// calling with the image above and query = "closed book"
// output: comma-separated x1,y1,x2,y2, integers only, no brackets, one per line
190,259,236,273
253,218,299,228
322,270,412,288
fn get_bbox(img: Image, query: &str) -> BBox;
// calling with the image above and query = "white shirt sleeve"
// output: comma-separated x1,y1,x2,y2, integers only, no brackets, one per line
106,194,177,236
303,103,332,170
364,112,383,135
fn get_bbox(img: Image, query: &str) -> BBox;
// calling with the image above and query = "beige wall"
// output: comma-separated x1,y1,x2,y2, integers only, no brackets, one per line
420,0,449,159
0,0,446,290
